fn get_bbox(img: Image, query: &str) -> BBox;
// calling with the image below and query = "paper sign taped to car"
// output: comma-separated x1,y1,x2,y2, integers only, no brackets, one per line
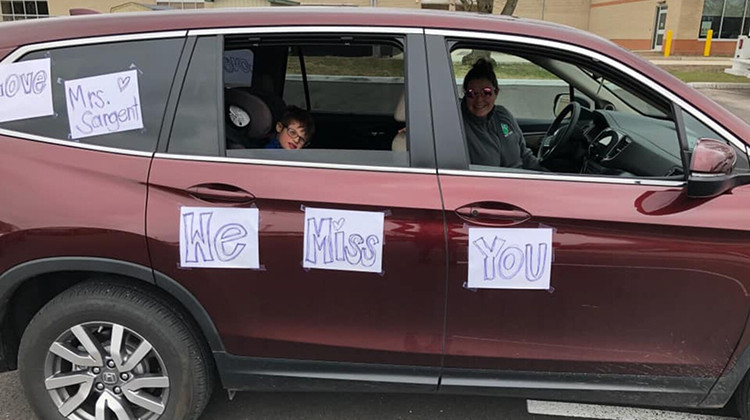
0,58,53,123
223,50,254,86
303,207,385,273
65,69,143,139
468,228,552,290
180,207,260,269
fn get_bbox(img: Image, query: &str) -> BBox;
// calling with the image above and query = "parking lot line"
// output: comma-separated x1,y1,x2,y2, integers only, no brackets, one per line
526,400,737,420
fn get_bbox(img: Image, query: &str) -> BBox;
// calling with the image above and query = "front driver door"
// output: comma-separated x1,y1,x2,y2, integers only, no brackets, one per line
427,32,750,404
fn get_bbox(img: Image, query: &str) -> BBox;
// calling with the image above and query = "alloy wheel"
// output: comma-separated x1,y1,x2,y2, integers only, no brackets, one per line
43,322,170,420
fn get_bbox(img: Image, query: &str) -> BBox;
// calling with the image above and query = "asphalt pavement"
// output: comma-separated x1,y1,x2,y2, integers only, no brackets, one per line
1,87,749,420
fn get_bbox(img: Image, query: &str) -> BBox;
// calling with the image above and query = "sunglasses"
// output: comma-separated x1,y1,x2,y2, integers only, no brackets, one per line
464,87,498,99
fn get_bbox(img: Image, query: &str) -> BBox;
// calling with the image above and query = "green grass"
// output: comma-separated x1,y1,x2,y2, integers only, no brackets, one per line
660,65,750,83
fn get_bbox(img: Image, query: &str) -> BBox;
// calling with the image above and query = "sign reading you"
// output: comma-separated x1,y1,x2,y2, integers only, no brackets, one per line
303,207,385,273
0,58,53,123
180,207,260,269
65,69,143,139
468,228,552,290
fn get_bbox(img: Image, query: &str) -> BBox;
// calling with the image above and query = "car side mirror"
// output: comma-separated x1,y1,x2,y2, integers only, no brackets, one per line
553,93,592,116
687,138,750,198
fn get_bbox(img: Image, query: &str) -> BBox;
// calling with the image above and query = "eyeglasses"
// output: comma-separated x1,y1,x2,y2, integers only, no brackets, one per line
282,124,307,145
464,87,498,99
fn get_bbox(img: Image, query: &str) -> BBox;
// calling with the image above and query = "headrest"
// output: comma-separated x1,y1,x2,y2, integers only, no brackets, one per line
394,91,405,123
224,88,273,139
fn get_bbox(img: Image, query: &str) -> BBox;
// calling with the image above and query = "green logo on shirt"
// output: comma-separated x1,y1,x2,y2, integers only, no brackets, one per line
501,123,510,136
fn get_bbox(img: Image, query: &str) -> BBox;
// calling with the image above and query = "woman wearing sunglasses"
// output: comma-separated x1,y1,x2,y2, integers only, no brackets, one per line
461,58,544,170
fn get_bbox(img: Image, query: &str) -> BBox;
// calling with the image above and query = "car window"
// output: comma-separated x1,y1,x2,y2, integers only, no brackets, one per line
450,45,685,179
224,37,408,167
0,38,184,152
451,50,565,120
284,44,404,116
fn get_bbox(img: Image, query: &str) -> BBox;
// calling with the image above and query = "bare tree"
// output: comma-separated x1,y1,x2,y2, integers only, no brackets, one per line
457,0,517,15
500,0,518,15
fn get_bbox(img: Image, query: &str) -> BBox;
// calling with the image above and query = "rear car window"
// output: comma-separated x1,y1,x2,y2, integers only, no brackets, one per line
0,38,184,152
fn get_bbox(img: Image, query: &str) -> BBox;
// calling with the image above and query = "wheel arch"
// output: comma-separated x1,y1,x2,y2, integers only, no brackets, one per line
0,257,226,369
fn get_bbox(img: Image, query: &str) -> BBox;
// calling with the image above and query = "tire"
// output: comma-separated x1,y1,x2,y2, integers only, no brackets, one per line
739,372,750,419
18,279,214,420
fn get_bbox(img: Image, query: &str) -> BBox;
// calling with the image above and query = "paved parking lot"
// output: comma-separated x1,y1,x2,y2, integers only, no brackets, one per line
1,87,749,420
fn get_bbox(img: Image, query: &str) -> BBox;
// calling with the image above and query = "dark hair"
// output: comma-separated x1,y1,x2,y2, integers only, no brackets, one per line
463,58,499,92
280,105,315,140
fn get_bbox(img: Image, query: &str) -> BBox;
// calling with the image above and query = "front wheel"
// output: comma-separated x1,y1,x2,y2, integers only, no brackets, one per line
19,280,214,420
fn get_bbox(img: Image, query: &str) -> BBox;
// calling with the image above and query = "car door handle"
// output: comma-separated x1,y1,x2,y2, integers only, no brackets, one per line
455,202,532,226
186,183,256,204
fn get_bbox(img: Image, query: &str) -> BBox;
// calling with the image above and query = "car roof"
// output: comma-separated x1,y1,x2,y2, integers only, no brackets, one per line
0,7,608,52
1,7,748,142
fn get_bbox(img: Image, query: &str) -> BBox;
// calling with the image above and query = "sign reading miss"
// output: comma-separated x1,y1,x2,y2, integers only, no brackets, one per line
303,207,385,273
468,228,552,290
0,58,53,123
65,69,143,139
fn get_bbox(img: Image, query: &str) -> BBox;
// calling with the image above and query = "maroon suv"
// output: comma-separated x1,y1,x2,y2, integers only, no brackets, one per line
2,7,750,420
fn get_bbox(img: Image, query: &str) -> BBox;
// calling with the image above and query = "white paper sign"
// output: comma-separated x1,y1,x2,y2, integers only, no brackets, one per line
468,228,553,290
64,69,143,139
180,207,260,269
223,50,254,86
303,207,385,273
0,58,53,123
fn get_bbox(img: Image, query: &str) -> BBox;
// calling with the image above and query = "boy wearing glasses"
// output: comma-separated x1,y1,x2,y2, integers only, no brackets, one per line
266,106,315,150
461,59,544,171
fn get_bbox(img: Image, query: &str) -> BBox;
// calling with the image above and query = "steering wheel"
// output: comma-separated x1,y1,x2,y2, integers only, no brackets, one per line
537,102,581,163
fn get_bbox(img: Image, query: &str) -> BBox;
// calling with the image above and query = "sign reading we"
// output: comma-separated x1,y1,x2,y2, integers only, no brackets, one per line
180,207,260,269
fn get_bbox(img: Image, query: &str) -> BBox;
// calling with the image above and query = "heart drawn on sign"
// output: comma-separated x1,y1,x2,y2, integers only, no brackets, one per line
333,218,345,231
117,76,131,92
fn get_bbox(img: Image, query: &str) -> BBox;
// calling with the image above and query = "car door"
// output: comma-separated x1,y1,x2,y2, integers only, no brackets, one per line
426,31,750,405
146,31,445,388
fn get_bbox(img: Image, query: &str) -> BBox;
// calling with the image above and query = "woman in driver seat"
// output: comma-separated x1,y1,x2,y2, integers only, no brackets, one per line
462,59,545,170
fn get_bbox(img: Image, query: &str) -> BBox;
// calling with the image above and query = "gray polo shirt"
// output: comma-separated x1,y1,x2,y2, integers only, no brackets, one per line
461,100,543,170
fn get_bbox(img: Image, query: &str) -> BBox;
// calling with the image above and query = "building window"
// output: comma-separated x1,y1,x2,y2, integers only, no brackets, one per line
700,0,750,39
156,0,205,9
1,1,49,21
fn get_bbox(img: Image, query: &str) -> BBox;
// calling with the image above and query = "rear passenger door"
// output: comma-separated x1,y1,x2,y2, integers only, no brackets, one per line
146,30,446,387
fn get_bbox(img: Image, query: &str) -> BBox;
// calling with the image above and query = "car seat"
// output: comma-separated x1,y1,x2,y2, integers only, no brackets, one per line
225,87,286,149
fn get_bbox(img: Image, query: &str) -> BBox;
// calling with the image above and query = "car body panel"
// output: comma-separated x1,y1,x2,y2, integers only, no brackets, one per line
146,158,446,366
438,174,750,381
0,136,152,274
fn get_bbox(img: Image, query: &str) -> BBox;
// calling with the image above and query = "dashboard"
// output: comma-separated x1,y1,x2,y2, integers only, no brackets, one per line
579,110,685,178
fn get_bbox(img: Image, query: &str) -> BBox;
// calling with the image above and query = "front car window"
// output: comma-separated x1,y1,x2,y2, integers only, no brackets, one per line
450,45,682,178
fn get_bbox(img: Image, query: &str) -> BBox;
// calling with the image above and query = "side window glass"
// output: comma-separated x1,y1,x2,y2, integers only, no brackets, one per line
451,50,566,120
284,44,404,116
450,46,683,179
221,37,408,168
169,37,221,156
0,38,184,152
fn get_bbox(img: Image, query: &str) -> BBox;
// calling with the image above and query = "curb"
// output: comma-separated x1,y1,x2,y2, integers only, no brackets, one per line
688,82,750,89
